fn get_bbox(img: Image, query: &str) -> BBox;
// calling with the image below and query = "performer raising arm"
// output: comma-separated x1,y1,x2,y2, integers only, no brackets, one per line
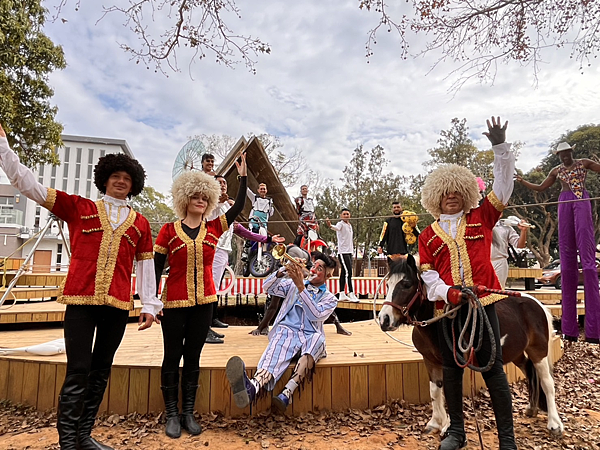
0,124,161,450
516,143,600,344
418,117,517,450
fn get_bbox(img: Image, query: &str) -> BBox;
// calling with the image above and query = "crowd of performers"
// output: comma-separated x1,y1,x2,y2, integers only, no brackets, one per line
0,114,599,450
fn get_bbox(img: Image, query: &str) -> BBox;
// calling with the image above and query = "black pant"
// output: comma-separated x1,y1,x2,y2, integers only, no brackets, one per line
63,305,130,376
337,253,353,293
161,303,213,374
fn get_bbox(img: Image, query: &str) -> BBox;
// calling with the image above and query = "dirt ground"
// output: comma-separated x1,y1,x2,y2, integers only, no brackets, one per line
1,338,599,450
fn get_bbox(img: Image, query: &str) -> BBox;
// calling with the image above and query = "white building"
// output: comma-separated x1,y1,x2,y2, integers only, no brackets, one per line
0,135,134,272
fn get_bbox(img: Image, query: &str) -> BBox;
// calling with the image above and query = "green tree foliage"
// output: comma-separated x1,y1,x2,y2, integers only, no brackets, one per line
0,0,66,168
511,124,600,266
316,144,414,258
424,118,495,180
129,186,177,238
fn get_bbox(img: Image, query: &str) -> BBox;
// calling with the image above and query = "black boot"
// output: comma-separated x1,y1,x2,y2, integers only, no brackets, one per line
77,369,113,450
439,367,467,450
486,372,517,450
57,373,87,450
161,372,181,438
212,318,229,328
180,371,202,435
205,328,224,344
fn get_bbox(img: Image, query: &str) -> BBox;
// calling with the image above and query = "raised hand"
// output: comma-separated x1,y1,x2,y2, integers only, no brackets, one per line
483,116,508,146
235,151,247,177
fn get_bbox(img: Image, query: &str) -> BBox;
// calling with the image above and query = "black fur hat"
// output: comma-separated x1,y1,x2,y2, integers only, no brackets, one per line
94,153,146,198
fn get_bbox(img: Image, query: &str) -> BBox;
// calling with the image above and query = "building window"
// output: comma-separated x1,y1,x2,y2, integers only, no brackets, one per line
74,148,82,194
50,165,56,189
62,162,69,191
56,243,63,272
86,149,94,197
34,205,41,229
38,164,45,184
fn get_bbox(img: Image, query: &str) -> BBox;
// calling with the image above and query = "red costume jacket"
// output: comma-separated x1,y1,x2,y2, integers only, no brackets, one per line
43,188,154,310
154,216,229,308
419,192,507,310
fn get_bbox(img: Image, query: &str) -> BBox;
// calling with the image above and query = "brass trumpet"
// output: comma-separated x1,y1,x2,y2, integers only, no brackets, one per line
271,244,306,268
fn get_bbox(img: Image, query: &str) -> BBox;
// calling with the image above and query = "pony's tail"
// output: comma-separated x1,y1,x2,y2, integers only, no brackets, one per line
525,358,548,412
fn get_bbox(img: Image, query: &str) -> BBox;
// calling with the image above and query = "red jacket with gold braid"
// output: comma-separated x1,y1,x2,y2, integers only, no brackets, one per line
418,192,507,310
42,188,154,310
153,216,229,308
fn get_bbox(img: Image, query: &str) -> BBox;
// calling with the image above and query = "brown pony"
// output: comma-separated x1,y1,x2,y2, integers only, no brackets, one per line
378,255,563,436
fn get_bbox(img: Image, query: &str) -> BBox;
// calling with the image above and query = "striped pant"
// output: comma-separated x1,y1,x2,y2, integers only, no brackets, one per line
257,326,326,391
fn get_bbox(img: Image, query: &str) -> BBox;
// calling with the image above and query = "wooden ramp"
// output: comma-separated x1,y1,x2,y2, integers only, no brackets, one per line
0,321,562,417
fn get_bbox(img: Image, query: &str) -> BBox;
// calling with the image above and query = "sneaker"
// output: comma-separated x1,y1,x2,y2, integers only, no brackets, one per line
339,292,349,301
226,356,256,408
206,329,224,344
271,393,290,413
347,292,359,302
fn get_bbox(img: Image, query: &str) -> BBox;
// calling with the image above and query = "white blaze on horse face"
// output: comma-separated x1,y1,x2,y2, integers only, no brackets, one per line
378,273,405,331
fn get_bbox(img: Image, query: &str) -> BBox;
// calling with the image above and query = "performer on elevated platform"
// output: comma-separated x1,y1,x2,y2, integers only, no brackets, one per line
0,124,161,450
418,117,517,450
153,155,247,439
226,251,337,413
209,175,285,343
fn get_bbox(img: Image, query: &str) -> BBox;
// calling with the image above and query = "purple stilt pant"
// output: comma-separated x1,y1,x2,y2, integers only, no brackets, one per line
558,190,600,341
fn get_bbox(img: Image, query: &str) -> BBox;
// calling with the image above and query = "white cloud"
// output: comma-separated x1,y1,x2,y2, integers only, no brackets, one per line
41,1,600,198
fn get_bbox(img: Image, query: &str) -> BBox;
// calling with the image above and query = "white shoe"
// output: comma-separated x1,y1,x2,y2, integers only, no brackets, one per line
339,292,349,301
347,292,359,302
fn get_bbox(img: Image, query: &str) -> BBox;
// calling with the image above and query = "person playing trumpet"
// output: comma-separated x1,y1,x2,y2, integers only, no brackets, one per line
226,251,337,413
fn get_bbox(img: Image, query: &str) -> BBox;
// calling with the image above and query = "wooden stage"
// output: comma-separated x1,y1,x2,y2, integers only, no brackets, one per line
0,320,562,417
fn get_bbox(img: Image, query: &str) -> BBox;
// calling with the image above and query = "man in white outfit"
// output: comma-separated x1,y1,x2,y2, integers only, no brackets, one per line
327,208,358,302
491,219,528,288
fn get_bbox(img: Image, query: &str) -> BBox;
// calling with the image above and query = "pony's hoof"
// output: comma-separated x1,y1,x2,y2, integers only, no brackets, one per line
525,406,538,417
424,426,440,435
549,427,563,437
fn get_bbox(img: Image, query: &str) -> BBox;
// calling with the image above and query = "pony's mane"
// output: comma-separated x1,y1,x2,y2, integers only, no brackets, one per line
388,254,420,276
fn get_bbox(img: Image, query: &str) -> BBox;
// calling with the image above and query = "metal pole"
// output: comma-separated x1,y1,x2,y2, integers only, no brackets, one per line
0,218,55,307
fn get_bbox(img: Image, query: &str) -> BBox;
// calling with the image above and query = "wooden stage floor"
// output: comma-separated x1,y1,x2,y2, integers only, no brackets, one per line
0,320,562,417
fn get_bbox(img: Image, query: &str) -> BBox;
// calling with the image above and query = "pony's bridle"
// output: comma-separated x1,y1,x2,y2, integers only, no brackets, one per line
382,279,425,326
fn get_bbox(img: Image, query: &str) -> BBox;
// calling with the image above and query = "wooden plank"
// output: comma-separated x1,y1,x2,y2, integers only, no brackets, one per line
349,365,368,410
16,313,33,323
21,363,40,407
0,313,16,323
196,369,210,414
368,364,386,409
7,360,25,404
32,313,48,322
312,367,332,413
402,362,420,404
418,362,431,403
128,368,149,414
330,366,350,410
55,364,66,408
385,363,404,402
292,371,313,415
37,364,57,411
148,368,163,413
210,369,230,415
0,360,9,400
107,367,130,414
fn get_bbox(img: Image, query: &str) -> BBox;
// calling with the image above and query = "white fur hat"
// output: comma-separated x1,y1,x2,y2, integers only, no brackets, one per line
421,164,481,219
171,171,221,219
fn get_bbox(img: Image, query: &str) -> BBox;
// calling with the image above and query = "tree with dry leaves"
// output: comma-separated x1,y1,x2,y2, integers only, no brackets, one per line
359,0,600,89
51,0,271,73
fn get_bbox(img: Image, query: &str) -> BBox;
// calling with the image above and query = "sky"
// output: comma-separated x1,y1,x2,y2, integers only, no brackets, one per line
39,0,600,198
